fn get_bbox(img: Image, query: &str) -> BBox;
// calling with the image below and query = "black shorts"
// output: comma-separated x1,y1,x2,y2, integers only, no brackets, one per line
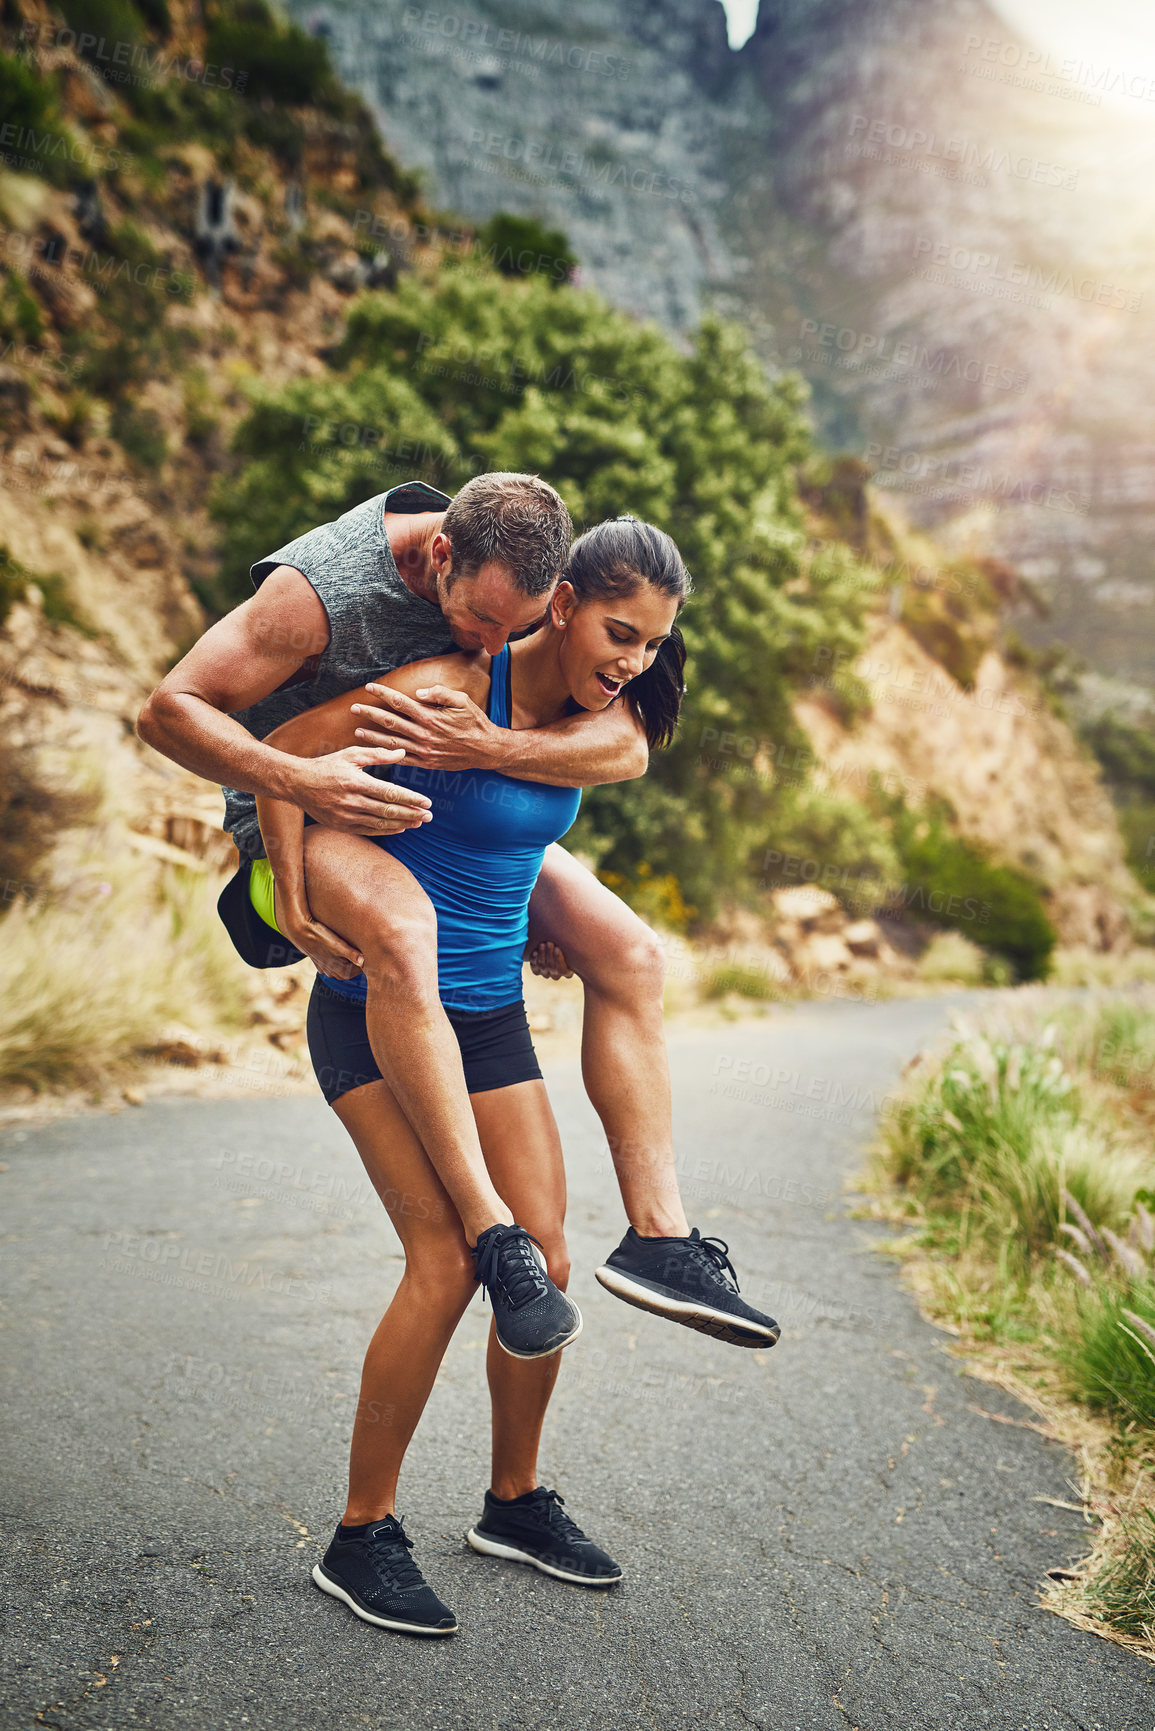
306,978,543,1106
217,859,305,970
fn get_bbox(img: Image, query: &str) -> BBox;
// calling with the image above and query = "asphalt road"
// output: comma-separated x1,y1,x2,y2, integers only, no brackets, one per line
2,994,1152,1731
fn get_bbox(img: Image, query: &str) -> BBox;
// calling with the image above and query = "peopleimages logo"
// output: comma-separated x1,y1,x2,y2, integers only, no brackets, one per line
912,236,1142,312
400,8,633,79
962,32,1155,105
847,115,1078,188
22,21,246,90
0,122,125,174
800,319,1028,393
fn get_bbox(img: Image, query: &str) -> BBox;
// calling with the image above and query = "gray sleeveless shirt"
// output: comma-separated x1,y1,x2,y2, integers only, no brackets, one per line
221,481,455,859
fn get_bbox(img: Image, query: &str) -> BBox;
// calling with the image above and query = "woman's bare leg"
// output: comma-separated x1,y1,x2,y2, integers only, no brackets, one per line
303,827,512,1243
529,844,689,1237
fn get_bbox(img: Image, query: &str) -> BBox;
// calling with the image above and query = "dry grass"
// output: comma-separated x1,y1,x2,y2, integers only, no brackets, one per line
1050,947,1155,989
0,859,250,1091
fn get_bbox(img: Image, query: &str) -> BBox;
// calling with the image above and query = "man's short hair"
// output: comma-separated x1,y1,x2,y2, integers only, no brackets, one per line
442,471,573,597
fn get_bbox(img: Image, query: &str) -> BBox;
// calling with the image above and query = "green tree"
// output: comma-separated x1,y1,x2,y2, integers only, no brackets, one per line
212,271,880,915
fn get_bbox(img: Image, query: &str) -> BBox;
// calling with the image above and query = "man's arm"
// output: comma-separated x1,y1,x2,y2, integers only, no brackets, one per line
137,566,431,833
350,683,649,786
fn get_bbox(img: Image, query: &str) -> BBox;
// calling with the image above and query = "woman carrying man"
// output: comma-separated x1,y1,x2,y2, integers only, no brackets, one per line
252,517,778,1637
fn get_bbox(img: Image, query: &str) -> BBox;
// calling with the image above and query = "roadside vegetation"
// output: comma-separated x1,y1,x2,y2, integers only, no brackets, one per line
0,855,249,1094
868,993,1155,1658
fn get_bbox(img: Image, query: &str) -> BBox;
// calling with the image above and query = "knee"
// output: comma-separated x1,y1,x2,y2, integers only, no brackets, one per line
405,1241,476,1310
601,921,665,1006
361,903,438,996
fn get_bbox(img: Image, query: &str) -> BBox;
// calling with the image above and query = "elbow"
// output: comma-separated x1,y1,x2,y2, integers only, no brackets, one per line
625,737,649,780
136,687,168,748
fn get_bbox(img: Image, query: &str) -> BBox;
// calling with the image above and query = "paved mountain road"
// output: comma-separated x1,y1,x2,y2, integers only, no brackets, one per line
2,996,1151,1730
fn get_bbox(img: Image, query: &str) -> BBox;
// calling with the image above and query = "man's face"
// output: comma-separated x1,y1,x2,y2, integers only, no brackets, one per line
434,545,555,655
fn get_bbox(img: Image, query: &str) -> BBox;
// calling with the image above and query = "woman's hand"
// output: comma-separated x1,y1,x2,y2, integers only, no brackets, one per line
526,939,574,981
273,881,365,981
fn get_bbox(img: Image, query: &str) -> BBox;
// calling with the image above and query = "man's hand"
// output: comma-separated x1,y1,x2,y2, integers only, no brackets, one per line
352,684,500,774
273,882,365,981
294,745,434,835
526,940,574,981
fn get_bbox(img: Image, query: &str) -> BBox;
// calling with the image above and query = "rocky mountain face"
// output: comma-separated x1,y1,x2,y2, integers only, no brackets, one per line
292,0,1155,685
288,0,735,330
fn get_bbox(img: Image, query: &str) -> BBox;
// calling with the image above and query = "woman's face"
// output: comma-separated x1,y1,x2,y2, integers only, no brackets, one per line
551,579,680,710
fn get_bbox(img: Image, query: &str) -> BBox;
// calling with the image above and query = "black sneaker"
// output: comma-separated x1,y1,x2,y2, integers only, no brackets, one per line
472,1223,582,1360
466,1486,622,1586
311,1515,458,1636
596,1227,780,1349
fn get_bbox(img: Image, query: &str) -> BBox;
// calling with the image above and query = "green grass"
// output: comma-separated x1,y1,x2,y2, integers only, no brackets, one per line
874,996,1155,1654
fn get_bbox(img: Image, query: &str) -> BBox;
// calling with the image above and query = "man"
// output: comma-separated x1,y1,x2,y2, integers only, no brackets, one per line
138,471,779,1352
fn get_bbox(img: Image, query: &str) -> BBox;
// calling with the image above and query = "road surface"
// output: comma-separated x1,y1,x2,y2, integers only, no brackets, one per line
2,995,1150,1729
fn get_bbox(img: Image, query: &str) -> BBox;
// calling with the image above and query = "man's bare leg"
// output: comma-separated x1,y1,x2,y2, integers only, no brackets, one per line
528,844,689,1238
301,828,511,1243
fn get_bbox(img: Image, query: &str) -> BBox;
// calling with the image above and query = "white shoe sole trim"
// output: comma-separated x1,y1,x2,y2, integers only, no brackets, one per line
593,1266,779,1340
496,1307,583,1360
465,1527,621,1586
311,1564,457,1634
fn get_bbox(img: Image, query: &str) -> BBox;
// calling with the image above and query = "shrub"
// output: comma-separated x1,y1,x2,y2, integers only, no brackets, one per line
58,0,147,61
1080,714,1155,894
111,398,168,470
1065,1281,1155,1429
0,270,45,344
597,862,694,933
474,213,577,284
890,802,1055,980
205,3,341,107
0,52,73,186
884,1029,1144,1276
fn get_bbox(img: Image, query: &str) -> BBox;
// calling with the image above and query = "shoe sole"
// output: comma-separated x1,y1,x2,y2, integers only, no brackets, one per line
464,1527,621,1586
495,1304,583,1361
311,1563,458,1635
594,1266,780,1348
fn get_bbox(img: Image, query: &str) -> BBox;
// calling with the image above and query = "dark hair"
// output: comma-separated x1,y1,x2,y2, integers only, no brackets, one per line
443,471,573,597
565,516,691,749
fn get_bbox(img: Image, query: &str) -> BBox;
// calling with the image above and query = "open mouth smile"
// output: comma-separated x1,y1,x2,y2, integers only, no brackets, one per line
595,671,625,697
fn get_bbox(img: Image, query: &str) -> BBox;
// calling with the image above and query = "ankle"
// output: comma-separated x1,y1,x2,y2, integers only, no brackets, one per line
341,1504,395,1527
489,1476,538,1502
467,1208,515,1246
630,1206,690,1239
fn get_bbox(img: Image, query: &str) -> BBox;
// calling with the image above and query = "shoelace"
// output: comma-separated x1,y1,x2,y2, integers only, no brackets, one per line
686,1229,741,1293
359,1518,426,1592
472,1225,550,1310
536,1488,585,1541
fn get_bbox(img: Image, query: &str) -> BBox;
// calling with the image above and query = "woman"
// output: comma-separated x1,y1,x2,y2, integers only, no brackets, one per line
253,518,689,1635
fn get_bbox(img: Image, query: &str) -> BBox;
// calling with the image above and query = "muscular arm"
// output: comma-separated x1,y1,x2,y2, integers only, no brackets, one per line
136,567,428,832
353,681,649,786
254,655,479,973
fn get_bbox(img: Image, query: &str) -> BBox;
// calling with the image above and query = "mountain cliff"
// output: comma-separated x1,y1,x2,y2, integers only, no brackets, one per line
291,0,1155,686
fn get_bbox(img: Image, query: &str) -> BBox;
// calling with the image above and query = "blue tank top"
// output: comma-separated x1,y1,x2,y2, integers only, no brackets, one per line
319,645,582,1012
